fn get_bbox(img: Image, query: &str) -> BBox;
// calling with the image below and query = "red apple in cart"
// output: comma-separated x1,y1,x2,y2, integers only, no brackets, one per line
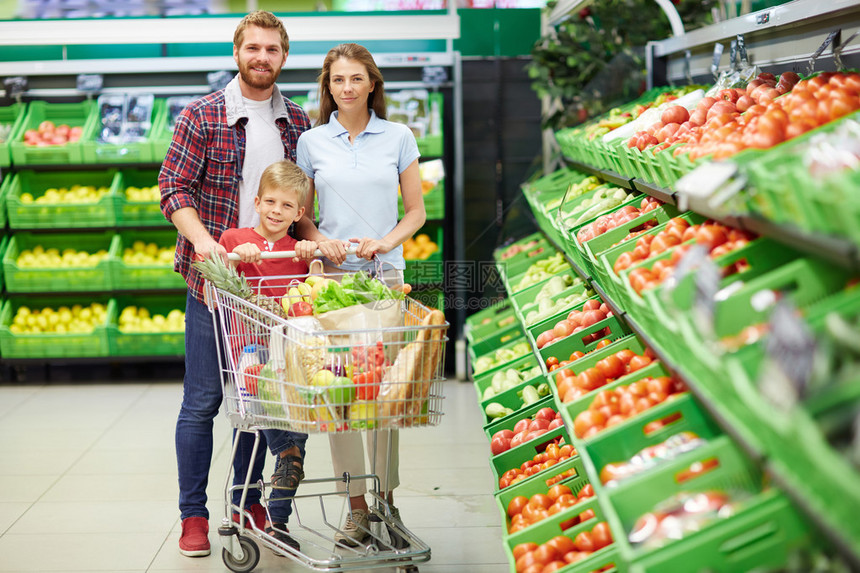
288,301,314,317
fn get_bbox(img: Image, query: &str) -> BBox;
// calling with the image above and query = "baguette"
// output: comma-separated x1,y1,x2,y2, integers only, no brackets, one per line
377,309,446,425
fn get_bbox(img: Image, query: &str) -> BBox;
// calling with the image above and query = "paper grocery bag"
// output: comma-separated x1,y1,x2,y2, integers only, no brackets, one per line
315,299,405,349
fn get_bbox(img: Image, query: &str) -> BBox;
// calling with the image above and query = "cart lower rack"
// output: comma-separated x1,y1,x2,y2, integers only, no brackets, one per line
205,271,448,573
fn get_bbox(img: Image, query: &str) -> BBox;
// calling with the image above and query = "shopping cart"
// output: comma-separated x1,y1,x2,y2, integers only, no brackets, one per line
204,251,448,573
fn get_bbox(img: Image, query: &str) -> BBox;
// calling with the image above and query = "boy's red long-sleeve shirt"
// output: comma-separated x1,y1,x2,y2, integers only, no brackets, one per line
219,228,309,298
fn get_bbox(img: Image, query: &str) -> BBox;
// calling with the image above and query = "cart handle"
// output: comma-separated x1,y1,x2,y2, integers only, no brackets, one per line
226,247,359,261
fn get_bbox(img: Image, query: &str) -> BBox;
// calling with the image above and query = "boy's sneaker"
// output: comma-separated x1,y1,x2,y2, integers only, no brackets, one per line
266,523,301,554
334,509,370,547
179,516,210,557
232,503,266,531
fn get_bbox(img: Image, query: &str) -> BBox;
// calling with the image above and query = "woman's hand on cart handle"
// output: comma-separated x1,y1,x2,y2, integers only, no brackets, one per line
226,246,358,261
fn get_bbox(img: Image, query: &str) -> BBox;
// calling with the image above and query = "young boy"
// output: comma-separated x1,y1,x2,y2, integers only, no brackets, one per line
219,160,317,553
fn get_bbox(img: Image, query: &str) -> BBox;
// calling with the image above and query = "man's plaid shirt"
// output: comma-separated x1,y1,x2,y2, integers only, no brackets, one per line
159,78,311,302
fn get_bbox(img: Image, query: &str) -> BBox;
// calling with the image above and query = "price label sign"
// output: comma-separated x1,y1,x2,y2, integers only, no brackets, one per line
664,244,718,337
675,161,741,213
729,38,739,72
3,76,27,100
207,70,233,93
808,30,840,75
736,34,749,68
711,43,724,80
759,299,815,419
422,66,448,87
76,74,103,94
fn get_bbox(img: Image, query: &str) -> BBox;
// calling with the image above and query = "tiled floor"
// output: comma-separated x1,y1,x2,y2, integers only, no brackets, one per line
0,379,506,573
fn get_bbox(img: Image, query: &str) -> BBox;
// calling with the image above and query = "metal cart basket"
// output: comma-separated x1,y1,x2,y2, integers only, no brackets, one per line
205,266,448,573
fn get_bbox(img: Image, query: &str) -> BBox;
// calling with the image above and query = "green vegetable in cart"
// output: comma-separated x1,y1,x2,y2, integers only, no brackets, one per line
256,362,285,417
327,376,355,405
312,270,404,313
348,400,377,429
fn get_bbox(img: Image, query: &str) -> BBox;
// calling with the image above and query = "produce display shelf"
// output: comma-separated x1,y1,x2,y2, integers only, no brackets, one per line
566,158,860,272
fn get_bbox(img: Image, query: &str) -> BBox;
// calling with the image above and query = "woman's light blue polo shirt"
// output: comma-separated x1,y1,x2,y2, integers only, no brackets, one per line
296,110,420,271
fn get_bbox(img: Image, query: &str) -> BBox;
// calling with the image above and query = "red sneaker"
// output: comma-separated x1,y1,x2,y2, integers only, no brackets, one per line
232,503,267,531
179,516,210,557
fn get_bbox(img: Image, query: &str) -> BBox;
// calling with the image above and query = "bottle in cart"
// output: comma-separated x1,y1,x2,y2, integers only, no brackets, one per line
237,344,262,403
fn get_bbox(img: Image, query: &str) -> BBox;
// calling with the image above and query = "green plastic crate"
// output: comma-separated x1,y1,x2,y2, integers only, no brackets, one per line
81,99,158,164
499,247,555,282
403,224,443,285
0,102,26,168
494,231,545,262
469,322,524,358
149,97,172,161
503,509,620,573
472,353,540,401
466,302,518,343
609,436,812,573
398,176,444,220
534,313,629,376
510,268,576,311
596,212,707,305
3,231,117,293
115,168,169,227
0,173,10,228
0,234,8,289
484,395,560,442
518,282,594,328
9,100,96,165
585,393,723,490
561,361,672,441
109,294,185,356
491,424,572,491
480,383,551,429
470,336,534,380
6,169,120,229
0,296,113,358
111,229,184,291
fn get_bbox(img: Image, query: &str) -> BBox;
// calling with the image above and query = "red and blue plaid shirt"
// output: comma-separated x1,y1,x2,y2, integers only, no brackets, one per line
159,78,311,302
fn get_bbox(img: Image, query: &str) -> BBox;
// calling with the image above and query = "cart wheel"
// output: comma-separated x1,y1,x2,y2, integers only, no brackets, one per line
222,535,260,573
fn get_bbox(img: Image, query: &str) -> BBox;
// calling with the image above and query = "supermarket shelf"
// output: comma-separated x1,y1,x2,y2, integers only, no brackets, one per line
566,159,860,271
0,14,460,47
648,0,860,86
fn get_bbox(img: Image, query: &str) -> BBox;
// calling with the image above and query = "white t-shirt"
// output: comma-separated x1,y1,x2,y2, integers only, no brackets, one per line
239,97,285,228
296,111,420,271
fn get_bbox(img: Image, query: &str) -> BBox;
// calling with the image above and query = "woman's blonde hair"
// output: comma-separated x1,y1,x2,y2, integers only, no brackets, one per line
317,43,386,126
234,11,289,54
259,161,309,206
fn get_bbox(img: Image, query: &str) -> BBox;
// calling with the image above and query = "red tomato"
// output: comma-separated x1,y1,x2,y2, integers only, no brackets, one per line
547,535,576,556
540,561,567,572
628,354,653,372
578,483,595,499
574,531,596,553
592,521,614,549
508,496,529,518
512,542,538,560
595,355,624,380
547,484,572,502
661,105,690,125
577,368,606,392
516,551,540,573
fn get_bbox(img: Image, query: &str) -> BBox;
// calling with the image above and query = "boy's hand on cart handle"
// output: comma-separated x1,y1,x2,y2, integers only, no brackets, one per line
294,240,318,262
232,242,263,263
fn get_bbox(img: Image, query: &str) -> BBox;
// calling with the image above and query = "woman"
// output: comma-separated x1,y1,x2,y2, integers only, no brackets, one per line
294,43,426,548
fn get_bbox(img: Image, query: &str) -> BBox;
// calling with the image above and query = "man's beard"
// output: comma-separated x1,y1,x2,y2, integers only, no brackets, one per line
238,60,281,90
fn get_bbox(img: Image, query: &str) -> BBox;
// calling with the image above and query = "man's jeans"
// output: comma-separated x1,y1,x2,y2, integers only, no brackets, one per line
176,293,305,523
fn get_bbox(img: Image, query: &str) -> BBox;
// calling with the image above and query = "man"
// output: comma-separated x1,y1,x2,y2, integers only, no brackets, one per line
159,10,311,557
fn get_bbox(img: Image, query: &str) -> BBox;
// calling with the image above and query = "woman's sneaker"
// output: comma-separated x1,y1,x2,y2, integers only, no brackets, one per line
387,505,409,549
334,509,370,547
179,516,210,557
